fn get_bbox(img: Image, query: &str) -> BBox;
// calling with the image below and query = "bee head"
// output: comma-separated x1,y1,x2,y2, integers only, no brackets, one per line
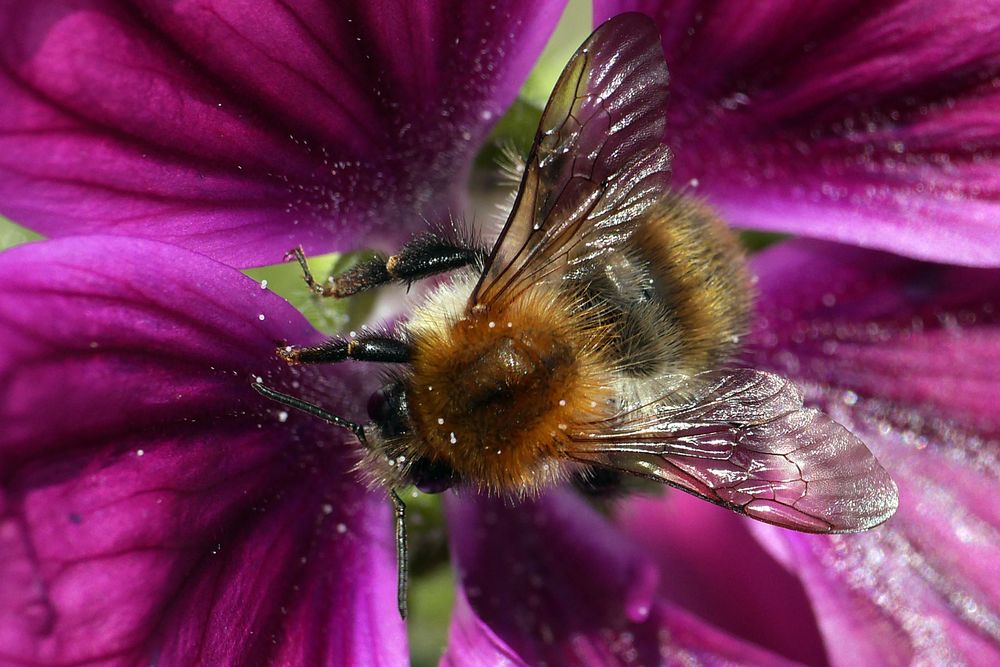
364,379,458,493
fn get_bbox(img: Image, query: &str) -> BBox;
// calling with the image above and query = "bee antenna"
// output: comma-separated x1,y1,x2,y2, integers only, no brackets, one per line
251,380,367,444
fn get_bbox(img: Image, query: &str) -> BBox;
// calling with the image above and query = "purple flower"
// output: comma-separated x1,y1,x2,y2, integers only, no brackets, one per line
0,0,562,268
1,2,998,667
613,241,1000,665
0,236,406,664
604,0,1000,266
0,1,567,663
589,1,1000,664
746,241,1000,665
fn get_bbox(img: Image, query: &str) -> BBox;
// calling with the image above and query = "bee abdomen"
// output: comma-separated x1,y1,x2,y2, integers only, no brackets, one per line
574,194,751,378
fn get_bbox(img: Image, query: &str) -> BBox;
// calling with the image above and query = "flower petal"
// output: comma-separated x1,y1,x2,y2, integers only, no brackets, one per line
616,492,828,666
745,240,1000,665
0,0,566,268
0,237,404,665
750,239,1000,424
596,1,1000,266
443,491,796,666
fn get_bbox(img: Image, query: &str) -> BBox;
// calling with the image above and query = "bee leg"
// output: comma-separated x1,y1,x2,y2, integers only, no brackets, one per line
287,234,485,299
571,465,626,498
389,489,409,620
284,246,325,294
278,332,411,365
251,381,367,443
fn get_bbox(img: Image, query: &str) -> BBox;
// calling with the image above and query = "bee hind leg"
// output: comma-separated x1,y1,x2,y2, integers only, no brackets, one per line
571,465,626,498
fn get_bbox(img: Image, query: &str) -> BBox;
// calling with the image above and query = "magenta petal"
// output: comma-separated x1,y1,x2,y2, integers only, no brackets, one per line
0,0,566,268
745,240,1000,664
443,491,797,666
597,1,1000,266
616,492,828,666
0,237,404,665
750,239,1000,425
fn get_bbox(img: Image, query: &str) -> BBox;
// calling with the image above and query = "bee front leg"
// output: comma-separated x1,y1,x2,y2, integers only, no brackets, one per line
251,381,367,442
278,332,411,365
287,233,485,299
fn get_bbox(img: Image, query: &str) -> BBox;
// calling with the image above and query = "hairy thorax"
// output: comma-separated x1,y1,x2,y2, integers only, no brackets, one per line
404,280,614,493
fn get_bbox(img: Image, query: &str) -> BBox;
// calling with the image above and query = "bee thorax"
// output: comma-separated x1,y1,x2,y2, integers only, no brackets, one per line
405,286,614,494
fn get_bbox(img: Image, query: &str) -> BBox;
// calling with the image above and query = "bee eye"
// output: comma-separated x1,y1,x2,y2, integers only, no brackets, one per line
408,457,457,494
366,387,391,423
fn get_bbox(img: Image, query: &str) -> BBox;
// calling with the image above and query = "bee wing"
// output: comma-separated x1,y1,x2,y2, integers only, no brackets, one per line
470,13,671,307
568,369,899,533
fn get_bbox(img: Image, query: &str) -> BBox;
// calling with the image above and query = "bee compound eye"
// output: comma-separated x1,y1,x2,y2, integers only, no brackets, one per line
410,457,457,494
366,387,391,423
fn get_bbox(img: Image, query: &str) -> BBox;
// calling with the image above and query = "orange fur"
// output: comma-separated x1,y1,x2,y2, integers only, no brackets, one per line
405,283,615,495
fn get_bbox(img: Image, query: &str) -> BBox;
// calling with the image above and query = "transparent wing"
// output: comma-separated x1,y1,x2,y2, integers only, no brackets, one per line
470,13,671,307
568,369,899,533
